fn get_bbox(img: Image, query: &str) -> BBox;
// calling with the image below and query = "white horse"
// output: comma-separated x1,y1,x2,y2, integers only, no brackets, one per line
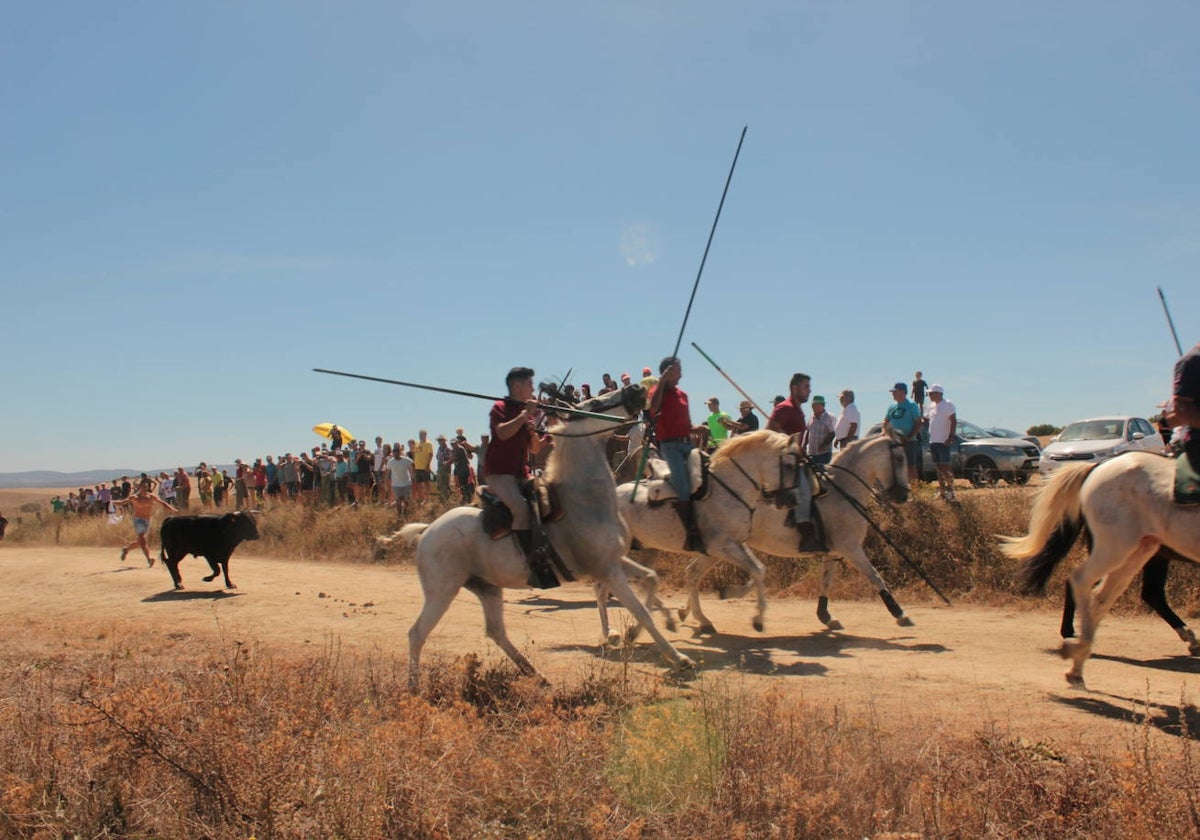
402,384,695,691
1002,452,1200,687
605,432,912,640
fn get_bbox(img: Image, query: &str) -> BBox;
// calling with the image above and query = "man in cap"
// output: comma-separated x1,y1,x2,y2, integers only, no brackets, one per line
731,399,760,435
704,396,736,450
923,384,958,501
884,381,923,489
806,395,837,466
640,366,659,391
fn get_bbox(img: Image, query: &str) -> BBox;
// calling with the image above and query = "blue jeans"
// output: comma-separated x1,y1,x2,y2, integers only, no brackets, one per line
660,439,694,498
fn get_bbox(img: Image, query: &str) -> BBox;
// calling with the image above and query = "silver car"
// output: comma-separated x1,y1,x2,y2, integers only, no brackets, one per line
865,419,1041,486
1038,416,1161,476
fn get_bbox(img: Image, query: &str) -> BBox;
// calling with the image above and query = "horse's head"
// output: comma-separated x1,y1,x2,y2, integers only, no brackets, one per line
541,382,646,436
879,435,910,503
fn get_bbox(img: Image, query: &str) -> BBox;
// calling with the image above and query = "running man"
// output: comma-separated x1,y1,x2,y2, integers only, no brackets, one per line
113,484,178,566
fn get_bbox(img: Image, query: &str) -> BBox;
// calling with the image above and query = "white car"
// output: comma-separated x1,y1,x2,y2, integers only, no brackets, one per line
1038,416,1162,476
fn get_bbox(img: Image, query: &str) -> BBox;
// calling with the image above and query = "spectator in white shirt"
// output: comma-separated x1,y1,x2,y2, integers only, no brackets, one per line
923,384,958,501
834,389,861,449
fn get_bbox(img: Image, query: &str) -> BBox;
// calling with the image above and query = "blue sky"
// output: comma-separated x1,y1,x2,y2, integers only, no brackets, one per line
4,2,1197,473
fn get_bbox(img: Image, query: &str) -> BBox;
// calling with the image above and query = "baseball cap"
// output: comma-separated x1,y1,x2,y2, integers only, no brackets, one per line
706,396,719,404
811,395,825,404
890,382,908,392
929,384,945,394
642,366,652,375
621,372,630,378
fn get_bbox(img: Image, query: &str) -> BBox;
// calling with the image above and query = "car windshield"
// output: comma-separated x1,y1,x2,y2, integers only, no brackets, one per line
1058,420,1124,442
987,427,1022,438
956,421,992,441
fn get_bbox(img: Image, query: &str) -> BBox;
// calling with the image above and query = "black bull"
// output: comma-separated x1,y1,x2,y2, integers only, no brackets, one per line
159,512,260,590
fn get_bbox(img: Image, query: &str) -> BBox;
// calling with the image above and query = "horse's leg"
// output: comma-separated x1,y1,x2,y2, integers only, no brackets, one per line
407,577,462,693
594,583,619,647
837,544,914,627
717,542,768,633
471,580,545,682
1065,537,1159,687
1060,580,1077,639
683,555,721,634
817,558,844,631
604,560,695,671
615,556,675,643
1138,554,1199,654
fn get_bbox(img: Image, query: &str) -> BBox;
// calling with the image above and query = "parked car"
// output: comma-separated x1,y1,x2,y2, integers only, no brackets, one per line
864,419,1040,486
984,427,1043,446
1038,416,1161,476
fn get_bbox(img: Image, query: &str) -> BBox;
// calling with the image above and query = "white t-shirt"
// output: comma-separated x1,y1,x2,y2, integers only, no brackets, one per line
924,399,957,443
834,402,861,440
373,446,386,471
387,456,414,487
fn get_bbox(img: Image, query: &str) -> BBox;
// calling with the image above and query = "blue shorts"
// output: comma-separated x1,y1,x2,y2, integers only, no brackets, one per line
930,442,951,465
133,517,150,536
902,440,922,469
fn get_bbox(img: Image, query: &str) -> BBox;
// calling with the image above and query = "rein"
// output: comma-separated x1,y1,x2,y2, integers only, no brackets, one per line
819,442,952,605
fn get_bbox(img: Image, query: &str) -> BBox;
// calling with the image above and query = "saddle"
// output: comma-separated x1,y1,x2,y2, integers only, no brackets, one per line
1176,452,1200,505
476,479,574,587
642,449,711,505
476,477,566,537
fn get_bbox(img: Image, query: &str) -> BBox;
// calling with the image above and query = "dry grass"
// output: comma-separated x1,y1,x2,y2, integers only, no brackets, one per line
2,637,1199,839
7,485,1200,836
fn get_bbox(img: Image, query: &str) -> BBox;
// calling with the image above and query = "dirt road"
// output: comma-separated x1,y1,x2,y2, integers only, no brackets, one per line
3,544,1198,750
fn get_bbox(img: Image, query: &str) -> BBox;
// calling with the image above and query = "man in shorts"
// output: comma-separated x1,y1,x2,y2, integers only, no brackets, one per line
114,484,178,566
883,381,923,490
923,384,958,501
387,447,415,517
412,430,434,503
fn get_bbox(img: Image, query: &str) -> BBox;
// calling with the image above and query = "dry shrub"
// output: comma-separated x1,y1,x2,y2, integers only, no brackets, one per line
2,638,1199,839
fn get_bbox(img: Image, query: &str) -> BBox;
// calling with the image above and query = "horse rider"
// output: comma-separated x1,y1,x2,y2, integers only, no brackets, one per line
483,366,559,587
767,372,824,552
648,355,705,551
1167,341,1200,499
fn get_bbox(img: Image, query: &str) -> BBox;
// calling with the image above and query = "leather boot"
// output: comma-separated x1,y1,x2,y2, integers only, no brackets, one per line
516,530,559,589
673,501,705,552
797,519,826,553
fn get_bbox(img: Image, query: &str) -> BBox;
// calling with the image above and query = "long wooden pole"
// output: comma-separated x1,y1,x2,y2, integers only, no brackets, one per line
312,368,625,423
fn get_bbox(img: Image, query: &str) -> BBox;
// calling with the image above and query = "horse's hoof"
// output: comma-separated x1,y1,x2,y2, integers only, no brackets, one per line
624,626,644,645
1066,672,1086,689
677,608,690,621
203,574,218,582
605,631,622,649
752,618,764,633
1189,642,1200,657
674,655,697,672
698,623,716,635
896,615,915,628
174,584,185,591
823,619,844,631
665,617,678,632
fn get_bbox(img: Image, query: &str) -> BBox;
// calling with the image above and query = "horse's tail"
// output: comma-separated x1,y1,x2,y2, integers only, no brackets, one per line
397,523,430,547
1000,463,1096,594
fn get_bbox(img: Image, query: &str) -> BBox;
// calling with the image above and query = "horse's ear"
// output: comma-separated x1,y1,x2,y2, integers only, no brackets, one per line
787,432,804,452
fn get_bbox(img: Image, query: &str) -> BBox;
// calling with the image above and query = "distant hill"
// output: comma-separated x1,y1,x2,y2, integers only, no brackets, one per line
1,469,177,489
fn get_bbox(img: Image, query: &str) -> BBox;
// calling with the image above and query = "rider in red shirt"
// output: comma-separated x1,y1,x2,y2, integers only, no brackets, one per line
649,356,704,550
483,366,556,586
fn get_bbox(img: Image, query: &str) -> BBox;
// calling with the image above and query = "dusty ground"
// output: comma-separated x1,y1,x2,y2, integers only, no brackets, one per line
2,542,1198,753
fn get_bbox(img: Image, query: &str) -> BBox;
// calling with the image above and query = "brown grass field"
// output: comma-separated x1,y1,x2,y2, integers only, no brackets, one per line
2,483,1200,838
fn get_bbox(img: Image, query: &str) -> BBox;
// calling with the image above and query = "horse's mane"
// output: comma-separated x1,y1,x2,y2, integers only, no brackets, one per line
709,430,790,467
